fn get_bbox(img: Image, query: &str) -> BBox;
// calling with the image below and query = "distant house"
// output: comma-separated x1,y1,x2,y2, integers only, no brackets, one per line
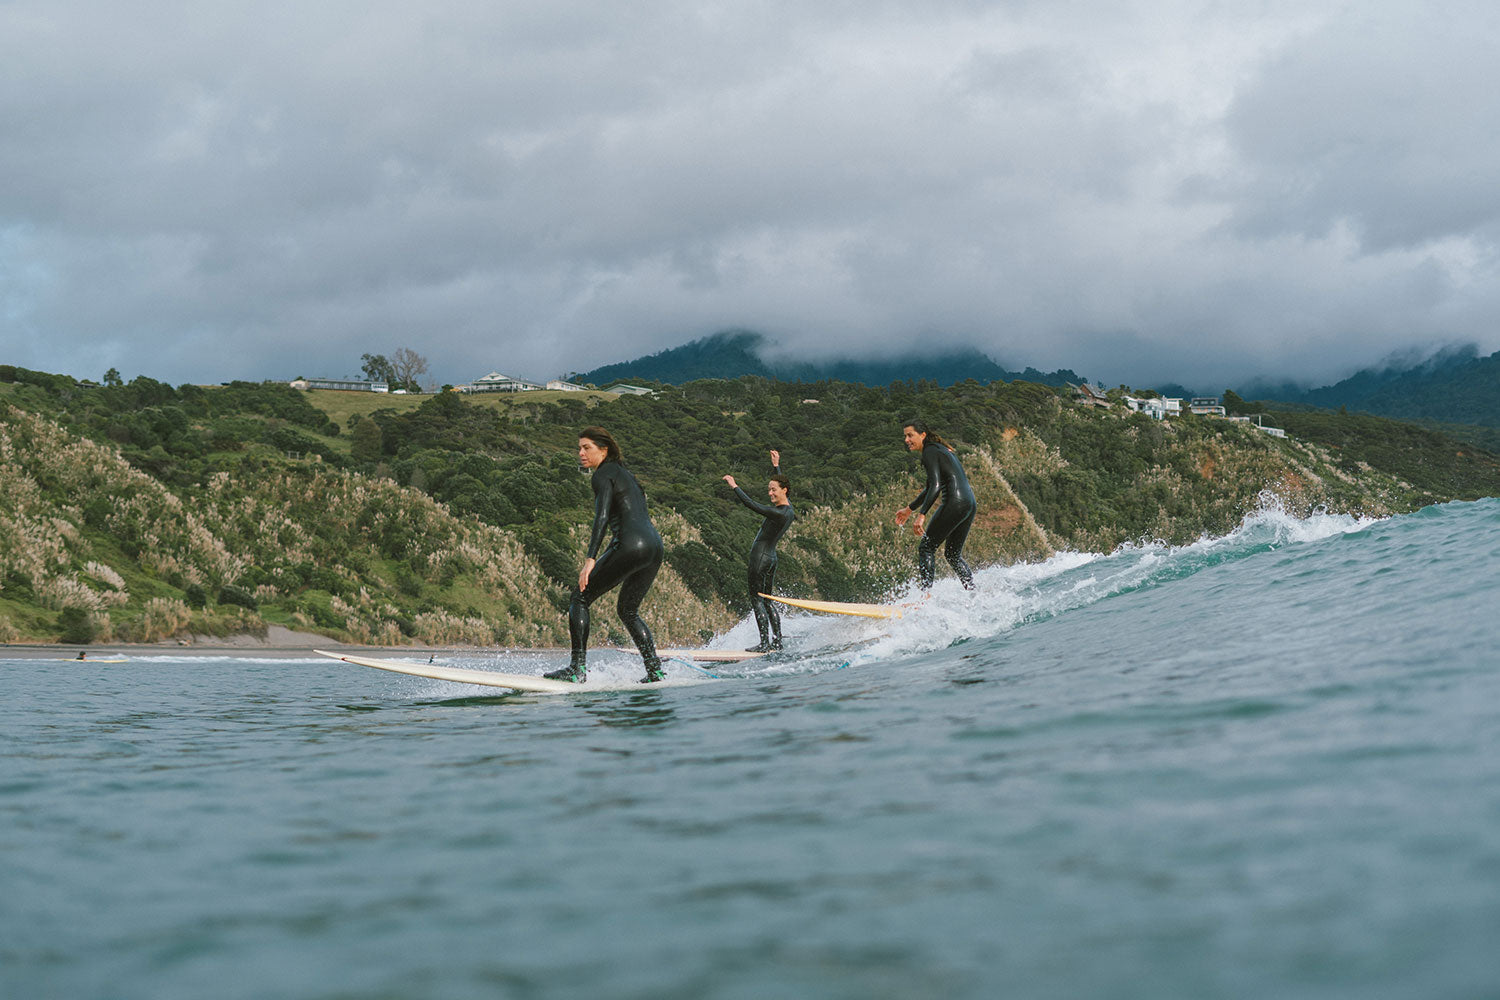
1189,396,1227,417
546,379,588,392
291,378,388,393
1229,414,1288,437
1138,398,1168,420
1132,396,1181,420
464,371,544,393
607,384,656,396
1250,414,1286,437
1071,383,1112,408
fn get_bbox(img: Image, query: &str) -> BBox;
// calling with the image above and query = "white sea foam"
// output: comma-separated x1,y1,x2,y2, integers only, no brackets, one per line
76,501,1384,682
749,495,1383,669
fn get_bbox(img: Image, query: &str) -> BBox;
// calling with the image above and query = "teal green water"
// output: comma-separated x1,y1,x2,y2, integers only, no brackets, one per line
5,499,1500,999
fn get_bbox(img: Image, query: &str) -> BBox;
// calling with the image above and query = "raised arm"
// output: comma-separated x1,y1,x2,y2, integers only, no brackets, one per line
731,485,782,518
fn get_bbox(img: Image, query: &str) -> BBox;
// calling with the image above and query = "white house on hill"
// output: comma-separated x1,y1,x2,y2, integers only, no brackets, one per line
464,372,544,393
1126,396,1182,420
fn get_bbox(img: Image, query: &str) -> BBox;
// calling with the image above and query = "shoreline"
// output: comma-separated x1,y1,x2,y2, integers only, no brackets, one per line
2,625,563,660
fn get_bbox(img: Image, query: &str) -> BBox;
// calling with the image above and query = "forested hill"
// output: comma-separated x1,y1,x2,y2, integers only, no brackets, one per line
4,365,1498,647
572,330,1084,388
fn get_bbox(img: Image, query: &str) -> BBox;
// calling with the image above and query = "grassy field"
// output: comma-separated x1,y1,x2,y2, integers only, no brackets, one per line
298,387,619,431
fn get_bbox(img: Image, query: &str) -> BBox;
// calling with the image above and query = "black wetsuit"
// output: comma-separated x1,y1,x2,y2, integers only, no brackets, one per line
563,460,664,678
731,471,794,650
910,442,977,590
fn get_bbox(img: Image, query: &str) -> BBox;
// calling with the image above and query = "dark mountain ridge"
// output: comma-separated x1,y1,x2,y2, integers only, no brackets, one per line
567,331,1500,447
1238,344,1499,428
571,330,1084,388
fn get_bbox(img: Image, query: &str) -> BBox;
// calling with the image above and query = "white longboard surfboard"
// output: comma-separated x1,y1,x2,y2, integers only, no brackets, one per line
314,650,702,693
760,594,905,620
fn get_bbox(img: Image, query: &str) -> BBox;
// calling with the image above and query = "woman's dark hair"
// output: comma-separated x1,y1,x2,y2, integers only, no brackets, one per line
902,419,951,451
771,473,791,496
579,426,622,462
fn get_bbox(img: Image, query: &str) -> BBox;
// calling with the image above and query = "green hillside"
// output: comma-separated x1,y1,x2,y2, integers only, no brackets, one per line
4,366,1497,646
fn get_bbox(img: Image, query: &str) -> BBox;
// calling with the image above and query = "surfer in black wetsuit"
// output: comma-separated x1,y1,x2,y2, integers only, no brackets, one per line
895,420,977,591
544,426,666,684
722,449,795,652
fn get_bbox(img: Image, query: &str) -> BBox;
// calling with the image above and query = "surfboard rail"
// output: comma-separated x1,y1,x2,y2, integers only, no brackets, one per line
314,650,711,693
316,649,581,692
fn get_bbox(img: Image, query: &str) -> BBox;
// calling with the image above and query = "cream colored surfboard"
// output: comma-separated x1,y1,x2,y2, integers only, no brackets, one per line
760,594,904,620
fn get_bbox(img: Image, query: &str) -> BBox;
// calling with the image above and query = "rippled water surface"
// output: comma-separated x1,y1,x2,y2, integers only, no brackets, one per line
5,499,1500,999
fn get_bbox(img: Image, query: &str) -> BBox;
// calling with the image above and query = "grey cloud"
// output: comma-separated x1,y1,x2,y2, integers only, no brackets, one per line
4,1,1499,390
1223,4,1500,252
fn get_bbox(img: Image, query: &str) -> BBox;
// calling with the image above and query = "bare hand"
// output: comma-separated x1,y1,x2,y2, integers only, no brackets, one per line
578,557,596,592
912,513,926,537
769,449,780,467
722,474,737,489
895,507,912,526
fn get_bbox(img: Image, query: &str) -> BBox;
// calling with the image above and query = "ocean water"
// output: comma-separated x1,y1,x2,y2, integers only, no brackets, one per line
4,497,1499,999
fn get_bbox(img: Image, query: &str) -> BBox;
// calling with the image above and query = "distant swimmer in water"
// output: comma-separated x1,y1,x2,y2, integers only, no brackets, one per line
894,420,977,591
545,426,666,684
75,651,87,660
722,449,795,652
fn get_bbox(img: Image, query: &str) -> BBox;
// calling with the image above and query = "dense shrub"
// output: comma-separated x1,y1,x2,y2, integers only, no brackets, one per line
217,585,258,610
58,606,98,644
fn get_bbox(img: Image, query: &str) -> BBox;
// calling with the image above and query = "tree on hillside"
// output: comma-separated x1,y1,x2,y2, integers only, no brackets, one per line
1222,389,1253,415
391,347,429,393
350,416,384,462
360,349,428,392
361,353,395,385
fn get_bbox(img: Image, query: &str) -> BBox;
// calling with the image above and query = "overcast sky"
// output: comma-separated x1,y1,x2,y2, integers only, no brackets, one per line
4,0,1499,390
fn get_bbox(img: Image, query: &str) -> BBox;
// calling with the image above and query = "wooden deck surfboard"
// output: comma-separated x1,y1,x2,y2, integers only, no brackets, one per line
760,594,904,620
314,650,702,693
